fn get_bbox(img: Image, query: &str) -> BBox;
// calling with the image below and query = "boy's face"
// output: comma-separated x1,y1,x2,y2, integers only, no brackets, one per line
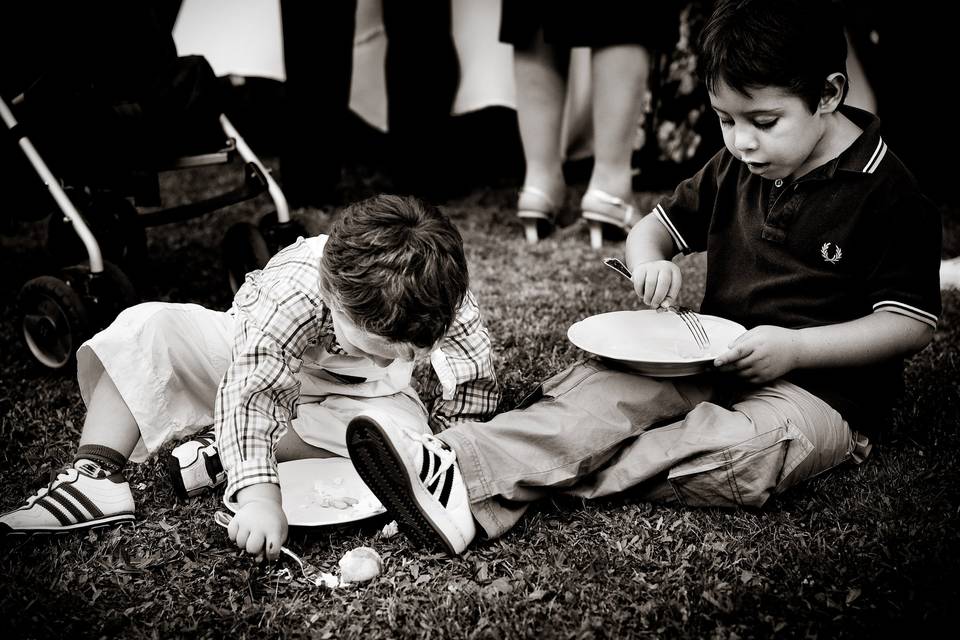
328,305,429,368
709,81,831,181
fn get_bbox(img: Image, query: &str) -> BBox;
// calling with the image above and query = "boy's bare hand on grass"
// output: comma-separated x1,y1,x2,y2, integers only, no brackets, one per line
631,260,683,309
229,498,288,561
714,325,802,384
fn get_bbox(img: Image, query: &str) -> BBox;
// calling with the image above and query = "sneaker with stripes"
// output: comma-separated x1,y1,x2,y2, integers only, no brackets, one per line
167,429,226,499
346,412,476,555
0,459,135,534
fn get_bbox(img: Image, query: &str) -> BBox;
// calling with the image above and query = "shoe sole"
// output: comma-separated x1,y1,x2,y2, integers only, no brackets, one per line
0,513,135,535
346,417,459,555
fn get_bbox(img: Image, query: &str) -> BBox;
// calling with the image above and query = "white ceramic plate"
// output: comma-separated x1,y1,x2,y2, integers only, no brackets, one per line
567,309,747,377
226,458,386,527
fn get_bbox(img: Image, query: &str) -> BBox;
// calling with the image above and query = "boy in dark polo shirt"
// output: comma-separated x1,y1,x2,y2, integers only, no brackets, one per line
341,0,942,555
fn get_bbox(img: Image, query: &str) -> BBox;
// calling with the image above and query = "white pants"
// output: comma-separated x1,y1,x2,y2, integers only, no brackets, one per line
77,302,430,463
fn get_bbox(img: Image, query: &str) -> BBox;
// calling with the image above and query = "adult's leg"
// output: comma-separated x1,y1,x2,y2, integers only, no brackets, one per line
437,360,713,538
513,30,570,199
586,44,649,201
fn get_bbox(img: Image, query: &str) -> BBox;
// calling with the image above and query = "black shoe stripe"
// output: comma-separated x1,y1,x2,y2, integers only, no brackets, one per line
204,450,224,477
438,465,454,508
166,453,188,499
425,452,448,496
61,483,105,519
36,497,72,526
48,489,86,522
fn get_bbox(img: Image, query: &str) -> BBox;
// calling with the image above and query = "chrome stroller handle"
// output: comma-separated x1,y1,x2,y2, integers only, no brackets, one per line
1,95,104,273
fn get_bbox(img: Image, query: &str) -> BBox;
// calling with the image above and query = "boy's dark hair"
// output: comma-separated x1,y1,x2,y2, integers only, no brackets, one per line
698,0,848,112
320,194,469,349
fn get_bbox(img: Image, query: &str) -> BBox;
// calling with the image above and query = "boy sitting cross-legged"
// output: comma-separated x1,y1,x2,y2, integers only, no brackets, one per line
344,0,941,555
0,195,500,560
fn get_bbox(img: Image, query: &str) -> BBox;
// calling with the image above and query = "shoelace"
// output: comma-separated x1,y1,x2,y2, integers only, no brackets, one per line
405,430,457,491
24,467,78,506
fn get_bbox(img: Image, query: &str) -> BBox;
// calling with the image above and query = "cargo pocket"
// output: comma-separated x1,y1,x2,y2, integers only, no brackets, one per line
539,360,604,398
515,360,604,409
667,418,814,508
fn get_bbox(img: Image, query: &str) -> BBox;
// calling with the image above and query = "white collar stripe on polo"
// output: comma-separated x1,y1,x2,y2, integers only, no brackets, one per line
654,204,689,252
863,138,887,174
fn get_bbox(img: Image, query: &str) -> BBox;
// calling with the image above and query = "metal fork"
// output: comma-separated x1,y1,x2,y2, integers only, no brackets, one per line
602,257,711,350
662,305,711,351
213,510,328,586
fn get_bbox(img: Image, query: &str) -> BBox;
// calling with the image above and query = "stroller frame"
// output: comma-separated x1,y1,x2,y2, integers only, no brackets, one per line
2,92,304,370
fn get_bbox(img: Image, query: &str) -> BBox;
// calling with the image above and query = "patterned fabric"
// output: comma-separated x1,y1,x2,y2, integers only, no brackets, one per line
429,290,500,431
316,304,347,355
635,1,725,191
215,237,500,501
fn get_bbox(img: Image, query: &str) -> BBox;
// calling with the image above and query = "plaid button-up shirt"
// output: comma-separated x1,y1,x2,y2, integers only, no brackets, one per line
216,236,500,501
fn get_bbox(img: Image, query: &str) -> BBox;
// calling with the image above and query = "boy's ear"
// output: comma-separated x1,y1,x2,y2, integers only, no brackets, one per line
819,72,847,113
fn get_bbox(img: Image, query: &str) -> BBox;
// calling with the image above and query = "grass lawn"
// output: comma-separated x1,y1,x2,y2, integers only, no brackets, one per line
1,162,958,639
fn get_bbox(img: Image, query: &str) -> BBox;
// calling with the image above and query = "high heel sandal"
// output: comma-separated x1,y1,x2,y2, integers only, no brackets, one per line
580,189,642,249
516,186,559,244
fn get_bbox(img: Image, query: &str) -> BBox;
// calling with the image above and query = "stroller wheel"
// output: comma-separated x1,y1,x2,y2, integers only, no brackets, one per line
223,222,271,294
61,261,139,330
258,211,308,255
18,276,91,371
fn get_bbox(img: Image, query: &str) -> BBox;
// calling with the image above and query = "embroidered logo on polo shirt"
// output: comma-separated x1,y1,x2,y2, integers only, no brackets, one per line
821,242,843,264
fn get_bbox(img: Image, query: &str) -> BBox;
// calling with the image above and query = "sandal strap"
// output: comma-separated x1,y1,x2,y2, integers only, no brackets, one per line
584,189,628,209
582,189,639,228
519,185,558,211
518,185,561,221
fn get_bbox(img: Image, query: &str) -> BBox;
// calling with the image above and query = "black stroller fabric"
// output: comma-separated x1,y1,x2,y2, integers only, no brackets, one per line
3,1,225,205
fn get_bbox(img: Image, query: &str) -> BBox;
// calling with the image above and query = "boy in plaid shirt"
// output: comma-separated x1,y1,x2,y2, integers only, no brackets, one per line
1,195,500,559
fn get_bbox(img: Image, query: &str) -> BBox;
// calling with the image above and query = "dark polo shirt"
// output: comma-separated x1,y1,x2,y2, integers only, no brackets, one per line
654,106,941,431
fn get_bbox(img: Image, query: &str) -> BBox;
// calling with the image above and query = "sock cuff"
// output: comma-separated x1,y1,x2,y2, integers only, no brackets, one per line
75,444,127,473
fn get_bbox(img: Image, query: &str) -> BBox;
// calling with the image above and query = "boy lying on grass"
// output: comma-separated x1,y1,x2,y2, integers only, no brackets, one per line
0,195,500,560
343,0,942,555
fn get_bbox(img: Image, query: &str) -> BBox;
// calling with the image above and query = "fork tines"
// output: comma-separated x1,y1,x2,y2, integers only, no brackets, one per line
673,307,710,350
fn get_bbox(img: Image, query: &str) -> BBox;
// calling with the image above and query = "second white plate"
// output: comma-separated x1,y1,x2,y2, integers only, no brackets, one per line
225,458,386,527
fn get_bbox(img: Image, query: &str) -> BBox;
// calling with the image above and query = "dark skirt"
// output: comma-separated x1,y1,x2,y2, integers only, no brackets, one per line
499,0,683,51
